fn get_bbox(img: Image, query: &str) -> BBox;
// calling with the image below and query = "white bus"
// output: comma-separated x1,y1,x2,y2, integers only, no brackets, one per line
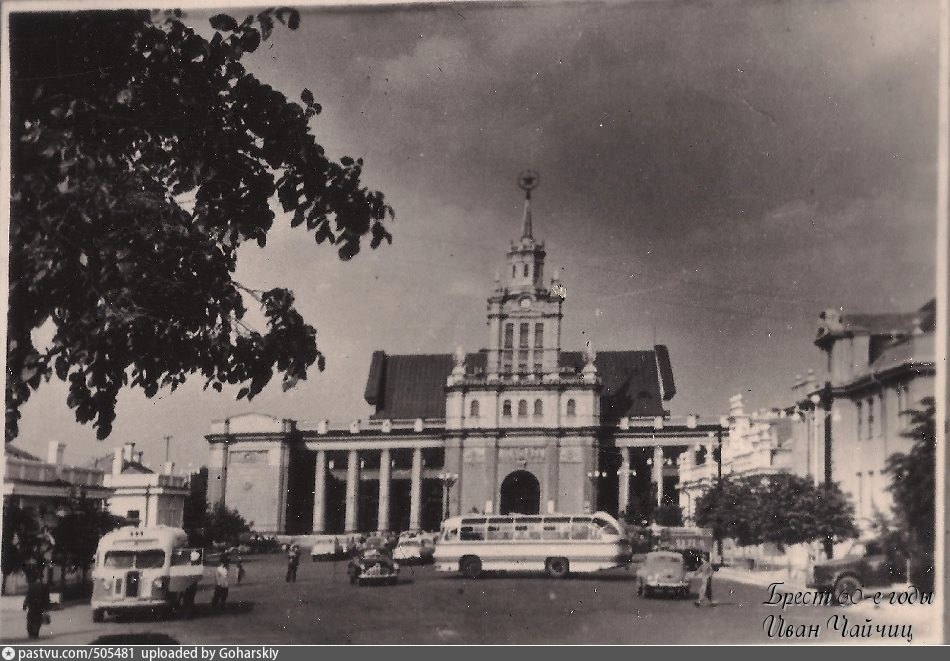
91,525,205,622
433,512,632,579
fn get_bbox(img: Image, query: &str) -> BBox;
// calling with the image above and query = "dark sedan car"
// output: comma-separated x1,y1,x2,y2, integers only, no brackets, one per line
347,537,400,586
808,539,905,604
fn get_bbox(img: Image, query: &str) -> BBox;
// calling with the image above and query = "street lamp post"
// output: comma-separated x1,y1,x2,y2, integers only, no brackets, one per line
812,382,835,559
586,470,606,513
438,472,458,521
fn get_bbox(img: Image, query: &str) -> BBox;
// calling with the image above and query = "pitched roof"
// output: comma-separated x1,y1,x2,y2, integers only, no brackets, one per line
365,347,673,420
4,444,42,462
816,299,935,347
121,461,153,474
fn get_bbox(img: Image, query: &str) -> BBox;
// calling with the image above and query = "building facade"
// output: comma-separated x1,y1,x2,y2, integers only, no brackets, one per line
815,300,935,529
679,299,935,534
103,442,189,528
3,441,112,523
206,182,723,534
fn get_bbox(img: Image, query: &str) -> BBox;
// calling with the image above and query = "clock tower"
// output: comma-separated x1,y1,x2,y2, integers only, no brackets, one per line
486,172,564,379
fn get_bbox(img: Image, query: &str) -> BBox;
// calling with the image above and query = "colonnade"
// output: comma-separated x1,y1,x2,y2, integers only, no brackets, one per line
311,447,425,534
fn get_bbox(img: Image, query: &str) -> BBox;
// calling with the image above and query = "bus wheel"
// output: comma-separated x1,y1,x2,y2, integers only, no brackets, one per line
92,609,105,623
546,557,569,579
460,556,482,579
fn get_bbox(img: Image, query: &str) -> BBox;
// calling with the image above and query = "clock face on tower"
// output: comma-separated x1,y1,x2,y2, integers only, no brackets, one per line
519,297,532,309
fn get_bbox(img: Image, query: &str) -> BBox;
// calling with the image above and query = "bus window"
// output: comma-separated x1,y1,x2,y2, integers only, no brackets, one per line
171,548,202,566
136,550,166,569
487,524,513,541
104,551,135,568
443,528,459,542
593,518,620,536
541,518,570,541
104,550,165,568
570,522,592,540
460,526,483,541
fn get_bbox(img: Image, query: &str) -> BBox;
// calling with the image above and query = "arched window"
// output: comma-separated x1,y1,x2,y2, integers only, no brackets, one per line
566,399,576,416
518,400,528,417
533,399,543,416
523,263,529,278
503,400,512,417
470,400,480,418
512,265,516,278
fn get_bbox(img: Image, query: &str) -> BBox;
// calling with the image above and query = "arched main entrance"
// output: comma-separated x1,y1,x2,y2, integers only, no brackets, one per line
499,470,541,515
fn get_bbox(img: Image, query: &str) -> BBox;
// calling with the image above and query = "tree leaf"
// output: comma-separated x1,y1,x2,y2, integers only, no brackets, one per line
209,14,238,32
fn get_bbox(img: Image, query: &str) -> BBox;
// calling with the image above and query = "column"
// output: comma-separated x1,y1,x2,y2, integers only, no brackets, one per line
409,448,422,530
653,446,664,506
378,448,391,532
618,447,630,517
312,450,326,533
486,441,498,514
344,449,359,533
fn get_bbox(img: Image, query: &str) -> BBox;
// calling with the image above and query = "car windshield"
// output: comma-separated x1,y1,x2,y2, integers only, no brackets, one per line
645,555,683,567
845,542,867,557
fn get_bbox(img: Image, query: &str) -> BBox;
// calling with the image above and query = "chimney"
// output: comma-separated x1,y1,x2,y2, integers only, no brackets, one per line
122,442,136,462
162,462,175,476
47,441,65,466
112,447,124,475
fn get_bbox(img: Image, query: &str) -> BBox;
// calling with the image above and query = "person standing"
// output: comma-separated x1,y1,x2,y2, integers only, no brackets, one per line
693,554,715,607
23,567,51,639
211,557,230,610
236,556,245,584
285,544,300,582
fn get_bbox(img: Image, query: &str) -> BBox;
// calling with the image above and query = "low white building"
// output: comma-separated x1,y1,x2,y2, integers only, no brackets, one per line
104,443,189,528
3,441,112,520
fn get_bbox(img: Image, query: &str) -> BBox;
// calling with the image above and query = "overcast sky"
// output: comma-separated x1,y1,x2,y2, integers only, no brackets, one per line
9,0,940,471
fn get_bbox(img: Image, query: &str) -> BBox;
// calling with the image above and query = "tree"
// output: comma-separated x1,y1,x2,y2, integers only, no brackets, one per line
7,8,393,441
205,503,252,547
653,502,684,527
182,467,209,546
886,397,936,589
52,498,124,591
695,472,857,551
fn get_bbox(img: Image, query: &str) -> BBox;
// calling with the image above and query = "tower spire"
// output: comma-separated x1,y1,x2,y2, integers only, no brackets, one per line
521,194,533,240
517,170,539,241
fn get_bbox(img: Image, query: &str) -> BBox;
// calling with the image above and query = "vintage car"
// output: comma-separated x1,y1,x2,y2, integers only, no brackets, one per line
393,532,436,565
808,539,905,604
635,551,690,599
311,537,344,561
347,537,400,586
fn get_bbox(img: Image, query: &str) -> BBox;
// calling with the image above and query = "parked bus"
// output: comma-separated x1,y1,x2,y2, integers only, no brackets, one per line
434,512,632,579
91,525,204,622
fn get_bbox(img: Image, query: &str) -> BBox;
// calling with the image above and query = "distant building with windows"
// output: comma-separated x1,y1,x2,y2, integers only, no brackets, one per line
103,442,189,528
814,299,935,529
206,180,723,535
679,299,935,534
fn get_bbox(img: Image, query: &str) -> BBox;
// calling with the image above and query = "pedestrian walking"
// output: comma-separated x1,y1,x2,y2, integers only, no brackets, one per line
285,544,300,582
22,566,51,639
236,557,245,584
211,557,230,610
693,554,715,607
